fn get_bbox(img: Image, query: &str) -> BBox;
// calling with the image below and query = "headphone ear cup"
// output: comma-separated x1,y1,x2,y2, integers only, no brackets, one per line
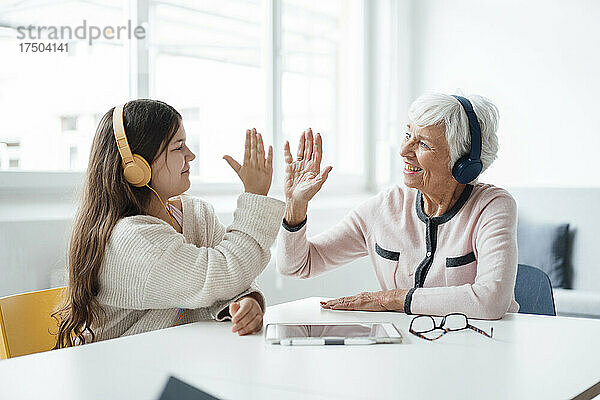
123,154,152,187
452,156,483,184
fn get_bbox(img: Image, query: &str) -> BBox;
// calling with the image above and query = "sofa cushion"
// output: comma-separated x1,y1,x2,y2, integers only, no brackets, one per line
517,220,570,288
553,288,600,318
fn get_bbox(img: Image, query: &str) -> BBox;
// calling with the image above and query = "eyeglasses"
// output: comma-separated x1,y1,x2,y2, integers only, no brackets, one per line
409,313,493,341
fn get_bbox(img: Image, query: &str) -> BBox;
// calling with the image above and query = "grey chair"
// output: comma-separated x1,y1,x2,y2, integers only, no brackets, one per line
514,264,556,316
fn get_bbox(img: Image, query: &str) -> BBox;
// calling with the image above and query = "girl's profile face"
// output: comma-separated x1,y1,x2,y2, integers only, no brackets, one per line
150,122,196,199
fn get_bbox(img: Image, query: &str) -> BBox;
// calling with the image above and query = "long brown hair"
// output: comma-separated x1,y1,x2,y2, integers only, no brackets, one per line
52,99,181,348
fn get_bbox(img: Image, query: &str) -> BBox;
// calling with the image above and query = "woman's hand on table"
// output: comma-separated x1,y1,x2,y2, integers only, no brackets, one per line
320,289,409,312
229,295,264,335
283,128,333,226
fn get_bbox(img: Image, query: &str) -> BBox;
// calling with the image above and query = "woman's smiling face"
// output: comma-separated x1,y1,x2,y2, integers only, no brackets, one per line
399,123,454,194
150,122,196,199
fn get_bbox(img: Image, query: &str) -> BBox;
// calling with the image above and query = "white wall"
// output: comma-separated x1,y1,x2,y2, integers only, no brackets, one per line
410,0,600,188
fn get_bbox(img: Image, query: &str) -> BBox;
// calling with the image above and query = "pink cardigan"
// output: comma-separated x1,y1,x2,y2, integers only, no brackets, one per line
276,183,520,319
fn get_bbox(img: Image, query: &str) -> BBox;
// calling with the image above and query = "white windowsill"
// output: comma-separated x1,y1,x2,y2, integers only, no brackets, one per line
0,170,84,190
0,170,377,221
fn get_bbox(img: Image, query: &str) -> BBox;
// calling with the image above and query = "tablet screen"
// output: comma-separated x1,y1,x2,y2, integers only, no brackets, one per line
265,323,400,343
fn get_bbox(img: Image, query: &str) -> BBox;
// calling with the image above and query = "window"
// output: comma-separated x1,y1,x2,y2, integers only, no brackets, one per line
280,0,363,179
151,0,266,184
1,0,366,191
61,116,79,132
0,141,21,170
0,0,127,171
69,146,78,170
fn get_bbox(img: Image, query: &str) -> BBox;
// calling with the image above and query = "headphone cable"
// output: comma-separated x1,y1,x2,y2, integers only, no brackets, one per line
145,184,176,231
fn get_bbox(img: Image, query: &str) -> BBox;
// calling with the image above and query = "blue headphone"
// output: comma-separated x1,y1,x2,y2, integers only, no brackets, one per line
451,95,483,184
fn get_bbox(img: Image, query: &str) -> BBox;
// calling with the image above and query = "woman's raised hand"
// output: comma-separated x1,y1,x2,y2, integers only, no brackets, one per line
224,128,273,196
283,128,332,225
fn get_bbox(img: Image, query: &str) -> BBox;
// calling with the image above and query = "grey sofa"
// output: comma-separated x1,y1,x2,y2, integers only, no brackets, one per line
511,187,600,318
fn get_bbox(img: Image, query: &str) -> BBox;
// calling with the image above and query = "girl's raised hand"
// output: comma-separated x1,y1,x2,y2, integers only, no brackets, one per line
224,128,273,196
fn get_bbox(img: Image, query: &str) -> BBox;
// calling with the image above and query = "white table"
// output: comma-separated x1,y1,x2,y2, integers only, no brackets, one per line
0,297,599,400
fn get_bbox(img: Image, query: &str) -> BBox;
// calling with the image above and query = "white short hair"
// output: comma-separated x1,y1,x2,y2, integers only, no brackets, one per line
408,92,499,183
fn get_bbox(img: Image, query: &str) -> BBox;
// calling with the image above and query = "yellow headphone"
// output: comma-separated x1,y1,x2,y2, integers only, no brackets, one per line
112,104,152,187
112,103,176,231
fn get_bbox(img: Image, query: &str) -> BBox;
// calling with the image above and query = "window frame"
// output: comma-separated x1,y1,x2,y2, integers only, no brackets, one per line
0,0,375,197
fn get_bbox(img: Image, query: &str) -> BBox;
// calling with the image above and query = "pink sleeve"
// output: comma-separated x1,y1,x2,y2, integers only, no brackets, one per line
276,199,375,279
409,193,518,320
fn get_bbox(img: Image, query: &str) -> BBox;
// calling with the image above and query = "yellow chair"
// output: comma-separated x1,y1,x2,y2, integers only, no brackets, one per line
0,287,66,359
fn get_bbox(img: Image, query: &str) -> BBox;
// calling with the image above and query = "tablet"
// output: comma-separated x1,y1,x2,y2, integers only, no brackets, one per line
265,322,402,345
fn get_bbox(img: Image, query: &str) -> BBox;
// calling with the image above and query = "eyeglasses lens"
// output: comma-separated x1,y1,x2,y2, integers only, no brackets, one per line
411,316,435,333
444,314,467,331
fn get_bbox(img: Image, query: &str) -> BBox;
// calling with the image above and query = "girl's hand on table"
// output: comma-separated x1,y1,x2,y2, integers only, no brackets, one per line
229,296,264,335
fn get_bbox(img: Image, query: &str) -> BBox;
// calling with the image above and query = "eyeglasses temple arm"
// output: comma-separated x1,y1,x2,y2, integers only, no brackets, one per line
467,324,493,338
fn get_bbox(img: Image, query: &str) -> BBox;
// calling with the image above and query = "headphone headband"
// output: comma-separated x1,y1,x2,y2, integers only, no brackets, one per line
112,104,135,166
450,94,483,184
451,95,482,162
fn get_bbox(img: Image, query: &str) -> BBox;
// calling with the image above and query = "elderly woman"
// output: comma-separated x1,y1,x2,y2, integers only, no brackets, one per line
277,92,519,320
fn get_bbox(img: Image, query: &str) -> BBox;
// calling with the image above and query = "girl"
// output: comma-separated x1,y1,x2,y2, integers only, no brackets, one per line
53,99,284,347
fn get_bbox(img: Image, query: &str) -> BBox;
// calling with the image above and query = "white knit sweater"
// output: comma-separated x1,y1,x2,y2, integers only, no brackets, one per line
95,192,285,341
